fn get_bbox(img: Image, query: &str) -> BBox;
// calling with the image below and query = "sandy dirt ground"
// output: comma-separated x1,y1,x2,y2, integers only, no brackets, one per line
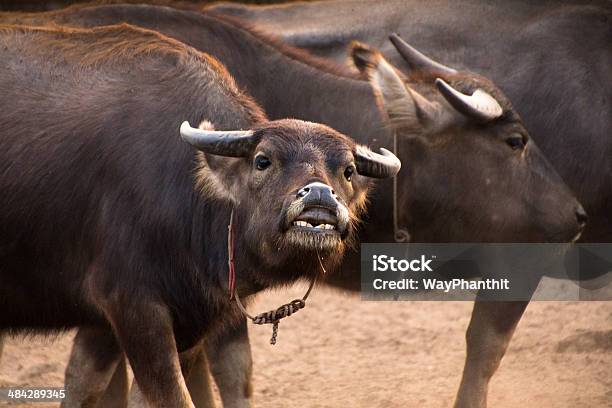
0,284,610,407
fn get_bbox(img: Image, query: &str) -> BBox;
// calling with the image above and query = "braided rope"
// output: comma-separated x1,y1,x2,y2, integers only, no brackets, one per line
253,299,305,345
234,278,315,345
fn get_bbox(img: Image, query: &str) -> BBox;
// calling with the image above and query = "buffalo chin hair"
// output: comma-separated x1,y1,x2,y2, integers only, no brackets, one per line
283,229,344,254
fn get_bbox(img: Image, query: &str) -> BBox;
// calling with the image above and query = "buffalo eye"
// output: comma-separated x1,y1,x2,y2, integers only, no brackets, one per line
505,134,527,151
254,155,271,170
344,165,355,181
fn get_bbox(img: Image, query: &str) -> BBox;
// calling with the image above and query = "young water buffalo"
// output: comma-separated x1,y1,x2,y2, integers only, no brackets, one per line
0,24,399,407
0,5,587,407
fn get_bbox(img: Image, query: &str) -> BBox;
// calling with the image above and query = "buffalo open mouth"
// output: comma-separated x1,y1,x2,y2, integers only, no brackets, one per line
289,207,340,234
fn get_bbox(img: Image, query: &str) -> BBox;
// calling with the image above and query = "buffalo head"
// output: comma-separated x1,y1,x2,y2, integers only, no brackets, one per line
351,36,586,243
180,119,399,280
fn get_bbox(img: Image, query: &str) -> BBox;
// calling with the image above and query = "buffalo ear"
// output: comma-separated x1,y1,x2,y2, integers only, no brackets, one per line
350,42,442,132
186,120,249,204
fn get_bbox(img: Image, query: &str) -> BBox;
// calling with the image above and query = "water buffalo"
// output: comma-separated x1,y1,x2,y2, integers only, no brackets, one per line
0,4,588,407
209,0,612,242
0,23,399,407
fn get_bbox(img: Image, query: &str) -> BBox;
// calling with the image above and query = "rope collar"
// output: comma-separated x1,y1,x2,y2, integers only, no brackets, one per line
227,209,320,345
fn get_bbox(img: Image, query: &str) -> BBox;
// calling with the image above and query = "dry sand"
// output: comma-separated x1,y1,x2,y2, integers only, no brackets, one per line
1,284,610,407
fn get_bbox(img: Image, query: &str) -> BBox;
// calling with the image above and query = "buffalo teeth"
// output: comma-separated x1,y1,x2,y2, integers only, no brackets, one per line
315,223,336,230
292,221,335,230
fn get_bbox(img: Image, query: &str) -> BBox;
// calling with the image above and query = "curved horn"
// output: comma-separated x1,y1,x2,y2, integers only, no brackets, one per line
355,146,401,179
435,79,503,122
180,121,256,157
389,33,456,74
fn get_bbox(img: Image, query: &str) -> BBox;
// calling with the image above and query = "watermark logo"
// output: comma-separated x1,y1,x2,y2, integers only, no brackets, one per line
372,254,434,272
361,243,612,301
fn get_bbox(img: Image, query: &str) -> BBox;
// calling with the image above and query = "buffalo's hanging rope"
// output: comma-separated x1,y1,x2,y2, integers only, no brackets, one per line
227,209,320,345
392,129,410,243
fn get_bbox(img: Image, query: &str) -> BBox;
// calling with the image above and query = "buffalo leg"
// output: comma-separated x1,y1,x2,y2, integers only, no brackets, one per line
128,341,215,408
205,318,253,408
453,300,529,408
126,382,147,408
185,347,216,408
110,303,193,408
61,327,125,408
97,356,130,408
97,350,216,408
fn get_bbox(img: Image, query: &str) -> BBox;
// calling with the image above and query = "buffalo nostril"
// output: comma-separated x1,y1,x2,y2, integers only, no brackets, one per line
575,206,588,226
297,187,310,198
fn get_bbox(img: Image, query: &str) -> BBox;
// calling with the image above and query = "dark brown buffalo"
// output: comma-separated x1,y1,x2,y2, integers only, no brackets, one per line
0,23,399,407
0,4,587,408
209,0,612,241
